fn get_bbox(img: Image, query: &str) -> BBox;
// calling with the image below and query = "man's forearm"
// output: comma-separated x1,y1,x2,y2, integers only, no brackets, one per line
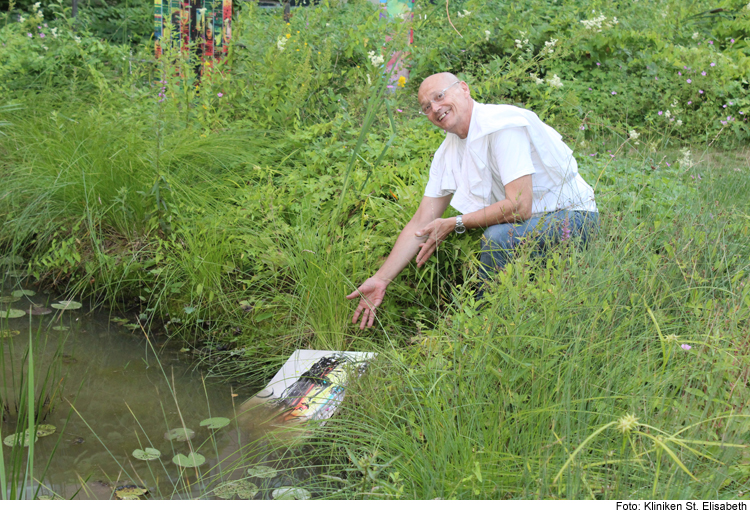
462,197,531,230
372,219,426,283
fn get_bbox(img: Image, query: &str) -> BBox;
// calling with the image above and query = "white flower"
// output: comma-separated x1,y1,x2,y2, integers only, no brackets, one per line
277,36,287,51
456,9,472,18
548,74,563,88
543,38,558,54
692,32,700,40
485,30,491,41
368,50,384,67
366,74,371,85
73,35,81,44
670,98,678,108
515,39,523,49
42,45,48,50
51,27,58,38
628,130,639,140
37,10,43,19
530,73,544,85
676,119,683,127
661,11,667,17
18,15,25,23
33,2,41,8
679,147,693,168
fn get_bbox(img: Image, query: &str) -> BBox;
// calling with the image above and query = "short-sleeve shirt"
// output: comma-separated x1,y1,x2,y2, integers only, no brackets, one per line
424,104,598,215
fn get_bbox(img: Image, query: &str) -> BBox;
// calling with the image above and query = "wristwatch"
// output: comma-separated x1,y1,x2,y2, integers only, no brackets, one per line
454,215,466,234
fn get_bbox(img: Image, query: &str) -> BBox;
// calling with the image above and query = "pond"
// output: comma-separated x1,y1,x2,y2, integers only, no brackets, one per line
1,288,293,500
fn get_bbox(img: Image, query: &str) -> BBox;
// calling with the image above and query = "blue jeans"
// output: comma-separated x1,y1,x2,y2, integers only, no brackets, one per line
478,210,599,280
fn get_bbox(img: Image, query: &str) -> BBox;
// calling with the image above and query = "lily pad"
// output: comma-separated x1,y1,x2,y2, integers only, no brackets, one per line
52,326,69,331
11,289,35,297
3,431,37,448
132,447,161,461
0,330,20,338
164,428,195,441
0,309,25,319
51,300,82,310
272,487,311,500
172,452,206,468
114,485,149,499
213,480,259,500
27,306,52,316
200,417,230,430
35,424,56,438
247,465,278,479
0,296,20,303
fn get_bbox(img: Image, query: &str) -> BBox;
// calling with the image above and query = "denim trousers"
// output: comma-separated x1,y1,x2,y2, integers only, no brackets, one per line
477,210,600,280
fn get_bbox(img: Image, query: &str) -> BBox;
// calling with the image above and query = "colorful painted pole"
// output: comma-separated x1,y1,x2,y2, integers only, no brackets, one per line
379,0,413,91
154,0,231,74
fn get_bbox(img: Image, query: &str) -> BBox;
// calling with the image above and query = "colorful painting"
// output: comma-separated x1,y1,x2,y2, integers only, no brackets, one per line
154,0,231,68
241,349,376,426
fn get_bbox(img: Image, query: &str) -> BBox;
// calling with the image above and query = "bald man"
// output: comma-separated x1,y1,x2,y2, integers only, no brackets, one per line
347,72,599,329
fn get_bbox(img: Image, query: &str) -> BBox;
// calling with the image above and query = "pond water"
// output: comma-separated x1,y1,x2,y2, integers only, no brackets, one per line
1,288,278,500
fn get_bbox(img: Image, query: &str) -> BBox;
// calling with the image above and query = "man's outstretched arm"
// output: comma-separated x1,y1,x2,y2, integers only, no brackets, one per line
346,194,452,329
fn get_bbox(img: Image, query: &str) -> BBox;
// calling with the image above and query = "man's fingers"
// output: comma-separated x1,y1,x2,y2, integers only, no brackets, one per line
345,289,360,300
352,305,363,324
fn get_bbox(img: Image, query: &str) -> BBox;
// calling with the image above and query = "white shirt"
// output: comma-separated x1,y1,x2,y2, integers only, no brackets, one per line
424,103,598,215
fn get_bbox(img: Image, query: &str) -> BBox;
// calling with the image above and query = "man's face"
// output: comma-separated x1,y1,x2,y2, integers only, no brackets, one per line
418,75,472,136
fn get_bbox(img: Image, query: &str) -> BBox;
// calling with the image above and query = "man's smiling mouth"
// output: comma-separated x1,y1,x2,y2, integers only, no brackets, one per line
438,110,450,122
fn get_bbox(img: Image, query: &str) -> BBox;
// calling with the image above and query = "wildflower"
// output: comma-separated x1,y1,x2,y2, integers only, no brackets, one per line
658,111,663,115
699,90,704,94
730,39,735,44
42,45,48,50
676,119,683,126
688,101,692,105
611,91,617,95
710,62,715,66
692,32,700,40
19,15,25,23
687,79,692,84
73,35,81,43
616,414,638,434
561,218,571,241
723,104,727,108
708,40,713,44
485,30,490,41
548,74,563,88
285,33,291,38
628,130,639,140
217,92,223,98
39,33,45,38
740,111,745,115
588,87,592,91
366,74,371,85
543,38,558,54
276,36,287,51
679,147,694,168
721,120,727,125
33,2,40,9
596,62,600,66
670,99,678,107
27,32,32,37
678,72,682,76
666,334,679,343
396,109,403,113
397,76,406,88
51,27,57,38
666,162,671,167
368,50,384,67
456,9,471,18
681,344,691,350
529,73,544,85
665,110,671,118
729,101,734,105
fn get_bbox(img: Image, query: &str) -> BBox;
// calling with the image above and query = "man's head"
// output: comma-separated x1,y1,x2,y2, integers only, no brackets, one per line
418,72,473,138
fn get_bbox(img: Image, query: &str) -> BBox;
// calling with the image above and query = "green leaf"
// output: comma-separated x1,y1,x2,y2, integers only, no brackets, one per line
0,309,26,319
247,465,278,479
200,417,230,429
272,487,311,500
114,485,149,499
51,326,69,331
11,289,35,297
51,300,82,310
213,480,259,499
172,452,206,468
164,428,195,441
0,296,20,303
132,447,161,461
3,430,37,447
35,424,56,438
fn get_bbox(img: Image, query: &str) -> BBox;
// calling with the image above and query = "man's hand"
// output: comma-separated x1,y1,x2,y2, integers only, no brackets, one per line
414,217,456,267
346,276,389,329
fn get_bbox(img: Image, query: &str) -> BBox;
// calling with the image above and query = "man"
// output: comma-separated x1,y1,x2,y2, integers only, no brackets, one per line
347,72,599,329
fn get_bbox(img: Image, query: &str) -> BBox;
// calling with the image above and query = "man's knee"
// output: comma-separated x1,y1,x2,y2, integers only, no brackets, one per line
481,223,517,251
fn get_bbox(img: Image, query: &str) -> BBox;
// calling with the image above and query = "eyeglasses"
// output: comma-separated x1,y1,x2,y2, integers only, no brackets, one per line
419,81,461,115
